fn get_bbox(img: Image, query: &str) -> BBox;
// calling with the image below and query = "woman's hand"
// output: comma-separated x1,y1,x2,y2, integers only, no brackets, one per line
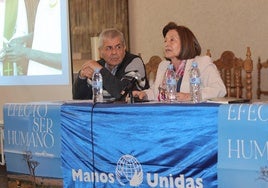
177,92,191,101
132,90,147,100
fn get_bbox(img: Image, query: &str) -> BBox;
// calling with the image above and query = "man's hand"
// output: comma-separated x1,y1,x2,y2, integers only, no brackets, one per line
79,60,103,79
4,45,28,62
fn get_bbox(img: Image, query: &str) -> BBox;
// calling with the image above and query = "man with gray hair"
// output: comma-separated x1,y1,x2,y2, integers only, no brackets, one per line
73,28,149,101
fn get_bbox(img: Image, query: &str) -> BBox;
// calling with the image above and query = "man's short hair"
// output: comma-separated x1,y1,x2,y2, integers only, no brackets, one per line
98,28,125,49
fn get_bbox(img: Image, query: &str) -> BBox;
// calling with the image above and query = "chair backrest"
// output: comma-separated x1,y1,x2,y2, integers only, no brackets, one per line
208,47,253,100
257,57,268,99
206,49,212,57
145,55,162,85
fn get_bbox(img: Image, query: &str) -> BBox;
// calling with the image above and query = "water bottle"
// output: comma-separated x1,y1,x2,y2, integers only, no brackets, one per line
165,64,177,102
92,68,103,103
190,62,201,103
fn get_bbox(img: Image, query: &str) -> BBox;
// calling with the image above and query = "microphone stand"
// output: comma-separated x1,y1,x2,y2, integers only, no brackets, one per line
118,77,138,103
129,91,135,104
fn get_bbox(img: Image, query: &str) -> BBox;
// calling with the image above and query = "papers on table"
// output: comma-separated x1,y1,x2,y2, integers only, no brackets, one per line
206,97,250,104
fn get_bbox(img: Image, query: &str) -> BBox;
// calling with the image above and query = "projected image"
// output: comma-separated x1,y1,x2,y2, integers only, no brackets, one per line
0,0,62,76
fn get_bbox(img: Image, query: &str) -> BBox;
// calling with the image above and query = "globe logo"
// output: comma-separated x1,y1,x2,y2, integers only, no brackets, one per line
115,154,143,186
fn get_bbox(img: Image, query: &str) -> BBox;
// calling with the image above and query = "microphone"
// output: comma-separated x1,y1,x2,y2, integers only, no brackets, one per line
119,76,138,101
117,70,146,102
123,70,146,89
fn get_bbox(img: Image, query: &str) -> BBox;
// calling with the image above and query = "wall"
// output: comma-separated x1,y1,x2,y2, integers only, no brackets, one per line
128,0,268,99
70,0,129,73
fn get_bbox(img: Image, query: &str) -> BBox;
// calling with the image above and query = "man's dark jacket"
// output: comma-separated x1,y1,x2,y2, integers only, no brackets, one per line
72,52,149,100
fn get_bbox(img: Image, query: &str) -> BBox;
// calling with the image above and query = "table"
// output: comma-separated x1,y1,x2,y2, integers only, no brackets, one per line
218,103,268,188
5,101,266,188
60,102,219,187
3,102,63,186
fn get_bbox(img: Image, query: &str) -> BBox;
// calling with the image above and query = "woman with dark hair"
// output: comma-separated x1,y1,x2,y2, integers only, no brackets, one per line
133,22,226,101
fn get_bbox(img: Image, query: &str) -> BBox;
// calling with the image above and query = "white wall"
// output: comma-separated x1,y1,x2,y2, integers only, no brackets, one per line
128,0,268,99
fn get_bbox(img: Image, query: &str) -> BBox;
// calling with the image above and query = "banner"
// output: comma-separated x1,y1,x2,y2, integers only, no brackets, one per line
218,104,268,188
61,103,219,188
4,102,63,179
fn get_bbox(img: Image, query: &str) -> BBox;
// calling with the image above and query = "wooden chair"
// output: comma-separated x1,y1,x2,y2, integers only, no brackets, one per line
145,55,162,85
208,47,253,100
257,57,268,99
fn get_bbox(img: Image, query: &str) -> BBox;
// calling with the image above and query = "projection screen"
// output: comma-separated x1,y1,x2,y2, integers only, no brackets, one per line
0,0,73,121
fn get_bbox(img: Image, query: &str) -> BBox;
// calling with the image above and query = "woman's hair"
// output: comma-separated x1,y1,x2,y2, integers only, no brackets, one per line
162,22,201,59
98,28,125,49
